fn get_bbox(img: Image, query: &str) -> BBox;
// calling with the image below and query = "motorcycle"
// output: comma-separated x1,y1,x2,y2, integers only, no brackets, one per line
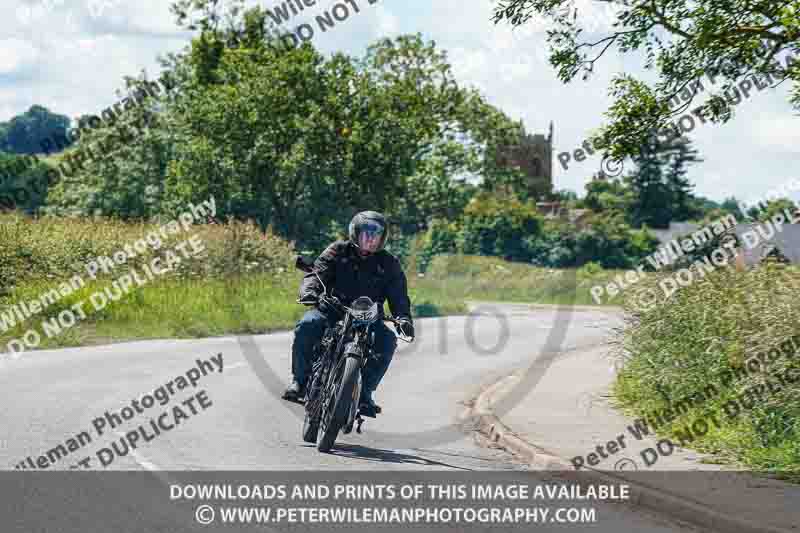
294,255,413,453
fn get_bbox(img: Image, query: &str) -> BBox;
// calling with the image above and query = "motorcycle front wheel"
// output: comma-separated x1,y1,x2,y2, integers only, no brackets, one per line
302,414,319,443
317,356,360,453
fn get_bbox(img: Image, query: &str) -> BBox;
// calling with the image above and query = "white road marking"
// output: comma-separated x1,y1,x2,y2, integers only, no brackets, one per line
106,362,247,471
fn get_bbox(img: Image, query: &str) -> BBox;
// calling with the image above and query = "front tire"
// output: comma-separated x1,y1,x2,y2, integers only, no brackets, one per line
302,414,319,443
317,357,361,453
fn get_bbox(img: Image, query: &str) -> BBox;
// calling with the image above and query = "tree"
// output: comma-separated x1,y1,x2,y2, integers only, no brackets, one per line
1,105,72,155
41,0,546,254
0,123,9,151
720,196,745,219
660,135,703,221
98,1,524,252
43,74,171,219
623,134,702,228
416,218,460,272
0,152,56,213
583,176,630,213
393,159,478,235
149,1,524,249
163,34,467,247
391,90,529,232
749,198,797,221
526,212,659,268
456,190,543,261
574,211,660,269
626,137,673,228
493,0,800,161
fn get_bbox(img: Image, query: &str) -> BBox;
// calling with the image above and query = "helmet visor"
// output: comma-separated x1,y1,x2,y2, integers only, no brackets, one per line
357,222,385,252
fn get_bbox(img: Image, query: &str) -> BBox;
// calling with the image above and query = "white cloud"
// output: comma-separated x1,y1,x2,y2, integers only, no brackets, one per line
0,38,40,75
374,6,399,36
0,0,190,122
751,114,800,154
77,0,188,37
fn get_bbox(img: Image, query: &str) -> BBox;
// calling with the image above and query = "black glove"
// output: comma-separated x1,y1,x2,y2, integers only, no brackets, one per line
317,295,343,320
396,318,414,338
298,291,319,306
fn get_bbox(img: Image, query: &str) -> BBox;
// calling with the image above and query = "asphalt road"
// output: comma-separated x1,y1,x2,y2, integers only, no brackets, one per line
0,306,698,532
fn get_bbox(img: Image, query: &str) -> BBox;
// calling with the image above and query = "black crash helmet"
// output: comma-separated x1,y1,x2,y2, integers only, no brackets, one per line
348,211,389,254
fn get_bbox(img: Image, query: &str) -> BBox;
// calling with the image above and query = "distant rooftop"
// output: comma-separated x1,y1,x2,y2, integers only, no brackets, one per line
649,222,700,244
731,223,800,265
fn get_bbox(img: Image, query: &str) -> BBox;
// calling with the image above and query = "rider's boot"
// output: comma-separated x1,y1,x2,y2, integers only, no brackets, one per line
282,377,306,403
358,389,382,418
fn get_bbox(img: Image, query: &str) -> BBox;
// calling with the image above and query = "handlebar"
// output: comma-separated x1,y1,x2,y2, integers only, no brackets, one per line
295,295,413,342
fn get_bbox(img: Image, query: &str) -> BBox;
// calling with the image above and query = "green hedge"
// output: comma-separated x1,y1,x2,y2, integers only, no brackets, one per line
409,193,659,272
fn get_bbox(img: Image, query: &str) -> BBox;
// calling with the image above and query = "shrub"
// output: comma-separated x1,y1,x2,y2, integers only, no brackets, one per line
578,261,603,277
528,223,578,267
529,214,659,269
574,213,659,269
384,230,415,269
415,219,459,273
456,191,542,262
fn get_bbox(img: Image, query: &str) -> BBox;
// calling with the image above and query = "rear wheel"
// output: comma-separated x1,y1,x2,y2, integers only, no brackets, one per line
317,357,361,453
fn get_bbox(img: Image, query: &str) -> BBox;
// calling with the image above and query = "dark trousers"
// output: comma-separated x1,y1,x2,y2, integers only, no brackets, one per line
290,308,397,395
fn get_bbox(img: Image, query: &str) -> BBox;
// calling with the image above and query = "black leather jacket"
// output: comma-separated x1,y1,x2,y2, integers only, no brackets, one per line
299,240,412,321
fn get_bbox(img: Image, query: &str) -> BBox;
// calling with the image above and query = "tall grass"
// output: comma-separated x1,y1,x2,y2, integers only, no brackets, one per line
0,212,296,292
614,260,800,477
413,255,623,306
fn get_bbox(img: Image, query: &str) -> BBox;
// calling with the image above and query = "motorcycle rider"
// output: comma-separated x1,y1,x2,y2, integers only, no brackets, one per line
282,211,415,417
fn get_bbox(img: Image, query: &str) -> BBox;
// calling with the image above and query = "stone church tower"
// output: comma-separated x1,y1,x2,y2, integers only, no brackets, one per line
496,121,554,200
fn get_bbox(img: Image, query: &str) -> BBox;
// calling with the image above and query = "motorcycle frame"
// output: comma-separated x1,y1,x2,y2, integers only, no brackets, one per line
314,308,380,432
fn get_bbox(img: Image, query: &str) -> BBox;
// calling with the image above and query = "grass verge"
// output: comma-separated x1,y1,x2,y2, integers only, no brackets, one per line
613,260,800,479
0,254,619,352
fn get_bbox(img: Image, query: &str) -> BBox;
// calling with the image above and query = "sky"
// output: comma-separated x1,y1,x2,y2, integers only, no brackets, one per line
1,0,798,205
